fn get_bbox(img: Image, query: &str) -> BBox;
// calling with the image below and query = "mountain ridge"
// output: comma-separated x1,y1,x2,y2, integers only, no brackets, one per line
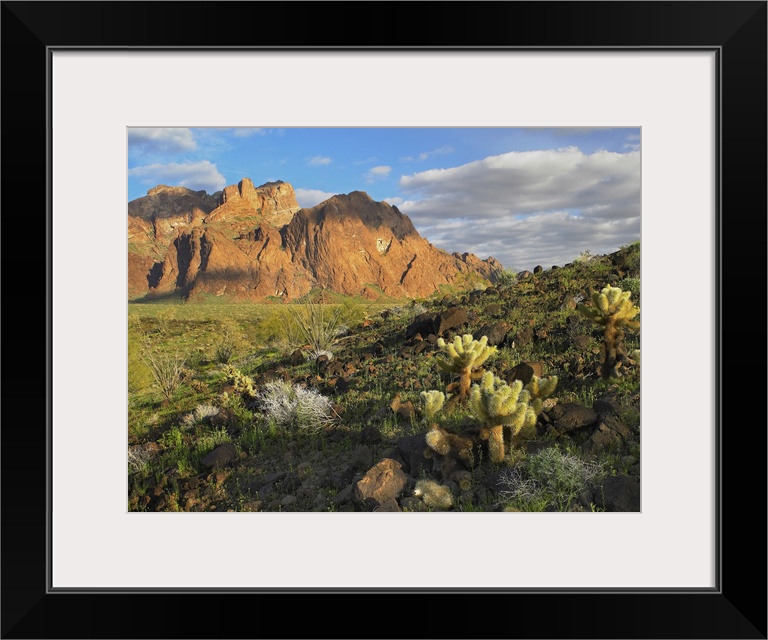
128,179,503,301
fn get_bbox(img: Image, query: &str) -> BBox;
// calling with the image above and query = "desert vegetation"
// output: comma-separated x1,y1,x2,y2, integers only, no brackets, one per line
128,241,640,513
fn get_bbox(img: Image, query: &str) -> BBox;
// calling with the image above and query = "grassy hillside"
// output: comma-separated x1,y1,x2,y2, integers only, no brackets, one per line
128,242,641,513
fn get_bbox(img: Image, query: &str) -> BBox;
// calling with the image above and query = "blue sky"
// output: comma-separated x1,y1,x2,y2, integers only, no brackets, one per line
128,127,640,271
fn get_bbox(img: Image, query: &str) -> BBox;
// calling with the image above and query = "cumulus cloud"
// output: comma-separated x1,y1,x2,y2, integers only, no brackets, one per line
397,147,640,269
365,165,391,182
128,160,226,194
231,128,267,138
128,128,196,154
295,188,337,208
307,156,332,166
382,196,405,207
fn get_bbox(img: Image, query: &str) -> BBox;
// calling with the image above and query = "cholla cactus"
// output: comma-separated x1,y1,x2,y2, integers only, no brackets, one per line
425,427,475,465
524,376,558,416
577,285,640,378
436,334,497,403
223,365,257,398
413,479,454,510
420,390,445,422
469,372,537,463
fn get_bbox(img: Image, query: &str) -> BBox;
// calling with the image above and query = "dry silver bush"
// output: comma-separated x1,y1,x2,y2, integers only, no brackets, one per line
128,444,156,475
498,447,608,511
258,380,334,431
181,404,221,430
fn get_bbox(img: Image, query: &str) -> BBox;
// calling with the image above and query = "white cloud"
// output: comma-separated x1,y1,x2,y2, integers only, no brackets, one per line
365,165,391,182
397,147,640,269
382,196,405,207
128,128,196,154
295,188,337,208
231,128,267,138
400,145,454,162
307,156,332,166
128,160,226,194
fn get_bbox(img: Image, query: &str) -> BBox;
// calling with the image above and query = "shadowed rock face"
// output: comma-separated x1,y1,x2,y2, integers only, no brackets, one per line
128,185,221,297
129,180,503,301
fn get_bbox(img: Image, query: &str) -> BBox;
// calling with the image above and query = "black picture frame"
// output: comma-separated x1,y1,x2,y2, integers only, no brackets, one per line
2,2,765,638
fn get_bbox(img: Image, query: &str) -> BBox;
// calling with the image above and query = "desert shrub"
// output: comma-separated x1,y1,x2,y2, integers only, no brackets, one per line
127,444,156,475
498,447,608,511
258,380,334,431
494,268,517,287
140,337,186,400
285,297,345,353
214,333,237,364
180,404,221,430
194,427,232,455
305,349,334,363
617,276,640,302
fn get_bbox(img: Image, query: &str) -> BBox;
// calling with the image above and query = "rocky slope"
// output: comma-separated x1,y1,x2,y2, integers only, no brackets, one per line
129,179,503,301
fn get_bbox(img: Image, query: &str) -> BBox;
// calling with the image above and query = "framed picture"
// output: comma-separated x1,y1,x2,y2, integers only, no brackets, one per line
4,1,765,638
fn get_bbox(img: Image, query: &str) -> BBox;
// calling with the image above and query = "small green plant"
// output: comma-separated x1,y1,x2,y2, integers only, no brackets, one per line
436,334,497,404
159,425,184,450
577,285,640,379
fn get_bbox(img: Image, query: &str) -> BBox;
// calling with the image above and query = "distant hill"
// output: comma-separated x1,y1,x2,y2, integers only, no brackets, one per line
128,179,503,301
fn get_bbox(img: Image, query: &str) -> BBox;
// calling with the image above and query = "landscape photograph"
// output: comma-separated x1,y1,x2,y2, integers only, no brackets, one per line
127,126,641,513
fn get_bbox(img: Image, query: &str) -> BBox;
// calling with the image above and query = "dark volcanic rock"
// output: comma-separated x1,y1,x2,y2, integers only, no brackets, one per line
201,443,239,469
596,474,640,511
548,403,599,434
475,322,511,346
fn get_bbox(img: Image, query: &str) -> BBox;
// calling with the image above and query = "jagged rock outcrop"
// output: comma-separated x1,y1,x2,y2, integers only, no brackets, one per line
128,180,299,298
131,181,504,301
128,185,220,297
207,178,300,229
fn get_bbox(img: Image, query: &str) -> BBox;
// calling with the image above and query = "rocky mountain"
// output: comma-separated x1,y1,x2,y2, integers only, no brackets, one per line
128,179,503,301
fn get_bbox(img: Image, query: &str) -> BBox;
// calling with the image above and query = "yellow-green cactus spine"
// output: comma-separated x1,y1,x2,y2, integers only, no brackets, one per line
436,334,497,403
469,372,536,463
419,390,445,422
223,364,258,398
525,375,558,416
425,427,475,466
414,479,454,510
577,285,640,379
